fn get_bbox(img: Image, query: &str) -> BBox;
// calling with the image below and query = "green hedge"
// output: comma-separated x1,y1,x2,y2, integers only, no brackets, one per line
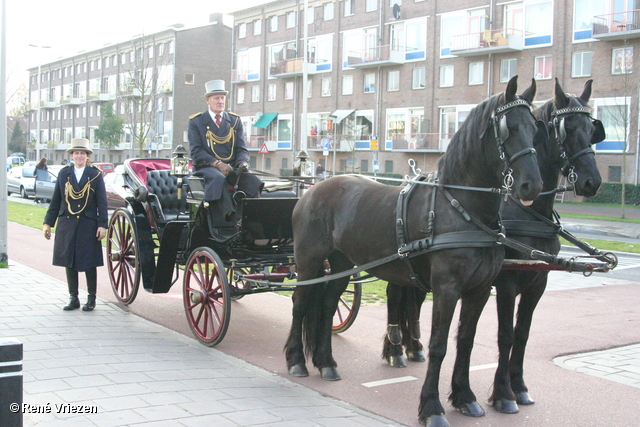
587,183,640,205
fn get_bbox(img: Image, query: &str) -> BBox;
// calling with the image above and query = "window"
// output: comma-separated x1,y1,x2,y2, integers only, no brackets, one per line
500,59,517,82
469,62,483,85
270,15,278,32
238,23,246,38
308,34,333,71
322,77,331,97
324,2,334,20
387,70,400,91
391,18,427,61
384,160,393,174
345,0,355,16
573,0,607,41
184,73,195,85
168,97,173,110
609,166,622,182
236,47,262,81
253,19,262,36
148,46,153,58
366,0,377,12
267,83,276,101
505,1,553,47
593,98,630,152
158,43,164,56
251,85,260,102
364,73,375,93
412,67,426,89
342,75,353,95
440,65,454,87
286,11,296,28
572,52,592,77
307,6,314,25
343,27,378,69
285,81,294,100
237,87,245,104
112,55,117,67
612,47,633,74
534,55,552,79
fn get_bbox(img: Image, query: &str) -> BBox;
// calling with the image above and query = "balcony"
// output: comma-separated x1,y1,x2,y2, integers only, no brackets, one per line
39,100,57,109
390,133,445,152
346,45,405,69
59,96,85,105
593,10,640,41
119,86,142,97
450,29,524,57
269,58,317,78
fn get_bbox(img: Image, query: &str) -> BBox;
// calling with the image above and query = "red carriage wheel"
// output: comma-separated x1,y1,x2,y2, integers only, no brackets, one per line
332,280,362,334
106,209,141,305
183,247,231,346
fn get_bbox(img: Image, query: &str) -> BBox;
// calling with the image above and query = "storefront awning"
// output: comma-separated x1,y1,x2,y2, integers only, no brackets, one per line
254,113,278,128
330,109,355,124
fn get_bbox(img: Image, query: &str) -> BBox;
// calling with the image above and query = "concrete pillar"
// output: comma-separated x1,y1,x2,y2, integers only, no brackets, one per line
0,337,23,427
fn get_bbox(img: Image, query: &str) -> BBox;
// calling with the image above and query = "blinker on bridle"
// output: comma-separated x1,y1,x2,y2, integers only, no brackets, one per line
490,98,540,199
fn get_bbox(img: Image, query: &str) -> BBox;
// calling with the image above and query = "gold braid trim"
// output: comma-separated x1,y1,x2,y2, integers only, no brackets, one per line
206,116,238,161
64,173,101,215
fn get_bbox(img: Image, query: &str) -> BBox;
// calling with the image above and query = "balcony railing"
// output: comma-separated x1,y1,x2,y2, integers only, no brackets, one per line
269,58,317,77
593,10,640,40
119,86,142,97
346,45,405,68
450,28,524,56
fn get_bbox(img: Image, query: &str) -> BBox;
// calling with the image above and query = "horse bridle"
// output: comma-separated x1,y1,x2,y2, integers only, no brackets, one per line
490,98,545,197
550,106,604,181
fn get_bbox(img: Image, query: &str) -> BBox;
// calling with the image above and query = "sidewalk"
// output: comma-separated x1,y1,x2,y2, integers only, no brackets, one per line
0,261,399,427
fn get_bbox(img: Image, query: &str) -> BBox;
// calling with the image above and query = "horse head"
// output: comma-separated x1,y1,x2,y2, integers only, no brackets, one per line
544,78,603,197
484,75,544,206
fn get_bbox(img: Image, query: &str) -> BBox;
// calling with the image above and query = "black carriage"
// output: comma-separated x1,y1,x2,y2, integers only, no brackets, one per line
105,154,362,346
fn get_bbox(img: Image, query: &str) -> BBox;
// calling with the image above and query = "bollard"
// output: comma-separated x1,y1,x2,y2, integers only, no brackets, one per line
0,338,23,427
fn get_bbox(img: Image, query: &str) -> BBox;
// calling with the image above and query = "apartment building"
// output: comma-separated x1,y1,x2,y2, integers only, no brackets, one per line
230,0,639,186
27,14,231,165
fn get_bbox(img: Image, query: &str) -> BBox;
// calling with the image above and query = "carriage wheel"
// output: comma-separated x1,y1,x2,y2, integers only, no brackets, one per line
183,247,231,347
332,280,362,334
107,209,141,305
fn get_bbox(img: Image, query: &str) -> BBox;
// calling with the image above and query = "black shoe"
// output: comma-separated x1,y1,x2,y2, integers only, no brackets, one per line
82,295,96,311
63,296,80,311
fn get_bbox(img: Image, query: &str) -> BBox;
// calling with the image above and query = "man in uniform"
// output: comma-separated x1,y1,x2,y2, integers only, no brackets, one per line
188,79,263,241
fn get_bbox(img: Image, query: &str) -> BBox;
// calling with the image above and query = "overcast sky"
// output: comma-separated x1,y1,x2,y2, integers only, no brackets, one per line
4,0,268,109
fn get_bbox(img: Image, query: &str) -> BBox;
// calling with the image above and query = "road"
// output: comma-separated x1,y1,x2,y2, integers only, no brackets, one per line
6,195,640,426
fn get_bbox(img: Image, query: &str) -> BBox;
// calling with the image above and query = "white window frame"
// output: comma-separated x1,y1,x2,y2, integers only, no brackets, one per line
270,15,278,32
612,47,633,75
321,77,332,97
342,74,353,95
366,0,377,12
286,11,296,28
572,51,592,77
500,58,517,82
440,65,454,87
345,0,355,16
237,87,245,104
267,83,276,101
364,73,376,93
591,97,631,153
412,67,426,89
238,22,247,39
251,85,260,103
468,62,484,85
324,2,334,20
534,55,552,80
387,70,400,91
253,19,262,36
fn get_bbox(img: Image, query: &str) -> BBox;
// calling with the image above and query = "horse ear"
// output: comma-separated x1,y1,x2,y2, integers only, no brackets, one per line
554,78,569,108
579,79,593,104
505,75,518,101
520,78,537,104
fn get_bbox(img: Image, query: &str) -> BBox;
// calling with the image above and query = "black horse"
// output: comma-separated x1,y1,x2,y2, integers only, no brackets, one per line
381,79,605,420
285,76,544,427
489,78,604,413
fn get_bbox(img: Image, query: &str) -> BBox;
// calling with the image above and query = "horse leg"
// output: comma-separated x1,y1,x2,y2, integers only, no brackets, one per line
510,276,547,405
312,254,352,381
383,283,407,368
449,284,491,418
490,274,520,414
405,287,428,362
418,286,459,427
284,265,326,377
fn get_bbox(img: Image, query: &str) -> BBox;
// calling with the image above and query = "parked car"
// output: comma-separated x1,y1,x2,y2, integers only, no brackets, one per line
103,166,129,209
7,166,36,198
34,165,64,204
6,155,25,171
93,162,115,175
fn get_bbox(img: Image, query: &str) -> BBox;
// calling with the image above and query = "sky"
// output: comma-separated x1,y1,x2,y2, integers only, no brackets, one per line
4,0,269,110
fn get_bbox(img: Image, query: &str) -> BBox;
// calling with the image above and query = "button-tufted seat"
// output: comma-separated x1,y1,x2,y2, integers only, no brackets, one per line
145,170,188,222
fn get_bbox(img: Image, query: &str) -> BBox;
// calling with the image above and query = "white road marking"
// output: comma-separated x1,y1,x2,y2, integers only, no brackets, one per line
470,362,499,371
362,376,418,388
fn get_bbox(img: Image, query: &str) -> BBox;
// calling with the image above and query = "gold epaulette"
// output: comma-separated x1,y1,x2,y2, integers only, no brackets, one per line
189,112,202,119
228,111,239,117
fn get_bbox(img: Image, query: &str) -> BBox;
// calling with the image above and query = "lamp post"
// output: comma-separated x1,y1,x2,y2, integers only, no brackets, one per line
29,44,51,161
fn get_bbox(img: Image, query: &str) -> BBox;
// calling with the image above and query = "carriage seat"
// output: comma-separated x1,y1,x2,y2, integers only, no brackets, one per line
145,169,189,222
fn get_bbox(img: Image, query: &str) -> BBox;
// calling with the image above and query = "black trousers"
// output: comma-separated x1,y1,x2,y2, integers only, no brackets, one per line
65,267,97,297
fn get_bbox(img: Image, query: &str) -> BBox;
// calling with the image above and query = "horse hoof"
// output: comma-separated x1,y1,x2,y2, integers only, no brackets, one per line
515,391,534,405
457,401,485,417
494,398,519,414
407,350,426,362
424,414,451,427
387,355,407,368
320,366,341,381
288,364,309,377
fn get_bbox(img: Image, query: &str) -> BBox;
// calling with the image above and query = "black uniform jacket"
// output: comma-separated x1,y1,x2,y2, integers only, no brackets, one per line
188,110,263,201
44,164,108,271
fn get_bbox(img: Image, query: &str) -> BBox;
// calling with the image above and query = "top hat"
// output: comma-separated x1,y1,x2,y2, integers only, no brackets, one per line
204,80,228,97
67,138,93,154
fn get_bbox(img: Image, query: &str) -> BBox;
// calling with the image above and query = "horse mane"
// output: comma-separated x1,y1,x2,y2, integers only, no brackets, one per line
437,92,505,183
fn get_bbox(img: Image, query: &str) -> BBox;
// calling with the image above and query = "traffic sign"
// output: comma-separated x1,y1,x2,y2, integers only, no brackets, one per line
259,143,269,154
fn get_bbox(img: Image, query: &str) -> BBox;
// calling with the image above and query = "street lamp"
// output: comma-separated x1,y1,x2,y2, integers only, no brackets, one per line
29,44,51,161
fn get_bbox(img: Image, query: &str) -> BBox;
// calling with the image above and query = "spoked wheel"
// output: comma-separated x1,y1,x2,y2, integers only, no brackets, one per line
107,209,141,305
332,279,362,334
183,247,231,347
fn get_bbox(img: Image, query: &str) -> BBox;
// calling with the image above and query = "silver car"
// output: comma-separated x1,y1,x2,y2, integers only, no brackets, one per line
34,166,63,203
7,166,36,198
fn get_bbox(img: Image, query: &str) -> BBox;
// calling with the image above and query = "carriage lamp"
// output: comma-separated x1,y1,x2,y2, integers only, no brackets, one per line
171,145,190,199
295,149,313,177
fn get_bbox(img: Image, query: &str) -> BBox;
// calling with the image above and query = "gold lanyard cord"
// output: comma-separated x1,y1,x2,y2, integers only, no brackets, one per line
64,173,99,215
205,116,238,161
